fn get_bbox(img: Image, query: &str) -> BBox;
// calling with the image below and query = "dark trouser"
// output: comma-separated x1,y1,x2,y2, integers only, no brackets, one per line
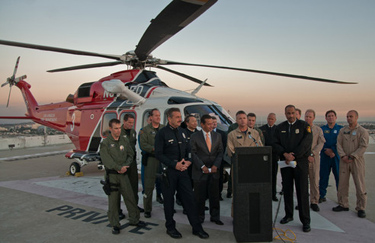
194,174,220,221
162,168,203,232
143,157,160,213
218,160,224,195
319,154,340,198
280,160,310,225
128,160,139,204
108,173,140,227
272,154,279,197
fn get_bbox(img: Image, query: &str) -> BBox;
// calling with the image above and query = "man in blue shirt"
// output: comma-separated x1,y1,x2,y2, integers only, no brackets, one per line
319,110,343,203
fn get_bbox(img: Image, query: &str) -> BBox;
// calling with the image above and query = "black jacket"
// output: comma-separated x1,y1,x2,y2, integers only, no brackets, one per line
273,119,312,161
155,124,190,169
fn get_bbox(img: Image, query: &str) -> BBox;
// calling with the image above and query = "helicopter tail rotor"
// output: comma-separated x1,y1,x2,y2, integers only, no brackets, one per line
2,56,27,107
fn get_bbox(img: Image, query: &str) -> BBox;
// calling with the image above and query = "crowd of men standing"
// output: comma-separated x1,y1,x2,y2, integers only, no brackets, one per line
99,105,369,236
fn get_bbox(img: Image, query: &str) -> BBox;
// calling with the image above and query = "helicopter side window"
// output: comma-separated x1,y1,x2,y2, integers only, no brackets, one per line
142,110,152,128
101,112,117,138
119,111,137,130
184,105,233,131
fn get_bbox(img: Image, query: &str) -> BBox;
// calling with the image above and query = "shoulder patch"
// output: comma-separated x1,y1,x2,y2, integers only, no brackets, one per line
306,126,311,133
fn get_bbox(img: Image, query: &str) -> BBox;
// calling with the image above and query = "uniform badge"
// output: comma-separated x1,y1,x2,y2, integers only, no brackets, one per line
296,129,300,134
151,131,156,134
168,139,174,144
182,133,186,139
110,144,115,148
281,131,286,133
120,145,124,151
334,130,337,134
324,130,330,133
352,131,356,136
236,136,242,139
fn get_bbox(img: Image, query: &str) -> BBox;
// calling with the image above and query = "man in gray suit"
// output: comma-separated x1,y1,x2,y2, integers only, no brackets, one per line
191,114,224,225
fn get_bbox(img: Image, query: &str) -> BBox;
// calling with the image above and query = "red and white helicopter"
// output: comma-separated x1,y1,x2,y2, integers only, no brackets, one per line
0,0,355,175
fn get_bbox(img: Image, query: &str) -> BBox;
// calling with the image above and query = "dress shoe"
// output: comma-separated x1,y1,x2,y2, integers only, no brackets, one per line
280,216,293,224
272,196,279,202
112,226,120,235
130,220,146,227
183,209,187,215
303,224,311,232
295,205,299,210
219,195,224,201
167,228,182,239
138,206,144,212
119,212,126,220
156,194,164,204
310,204,320,212
358,210,366,218
144,212,151,218
226,192,232,198
319,197,326,203
210,219,224,225
205,206,209,211
332,205,349,212
193,230,209,239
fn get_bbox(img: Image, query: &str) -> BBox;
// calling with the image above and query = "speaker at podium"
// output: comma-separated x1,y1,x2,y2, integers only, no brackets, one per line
232,146,272,242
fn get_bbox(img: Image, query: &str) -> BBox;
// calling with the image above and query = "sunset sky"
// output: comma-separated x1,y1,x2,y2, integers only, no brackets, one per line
0,0,374,124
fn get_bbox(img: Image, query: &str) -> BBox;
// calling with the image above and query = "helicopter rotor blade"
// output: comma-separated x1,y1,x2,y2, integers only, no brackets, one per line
47,61,123,73
159,60,357,84
6,85,12,107
155,66,212,87
135,0,217,62
0,39,121,61
11,56,21,79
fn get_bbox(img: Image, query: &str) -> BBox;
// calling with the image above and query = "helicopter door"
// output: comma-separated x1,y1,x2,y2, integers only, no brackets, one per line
100,112,117,138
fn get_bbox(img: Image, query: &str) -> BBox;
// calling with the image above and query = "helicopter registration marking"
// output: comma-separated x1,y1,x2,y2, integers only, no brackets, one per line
42,113,57,122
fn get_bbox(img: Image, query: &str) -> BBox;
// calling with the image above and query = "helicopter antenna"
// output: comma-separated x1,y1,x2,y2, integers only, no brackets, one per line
1,56,27,107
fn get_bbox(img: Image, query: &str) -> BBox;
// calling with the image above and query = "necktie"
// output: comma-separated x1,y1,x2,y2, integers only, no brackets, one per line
288,124,292,137
206,133,211,152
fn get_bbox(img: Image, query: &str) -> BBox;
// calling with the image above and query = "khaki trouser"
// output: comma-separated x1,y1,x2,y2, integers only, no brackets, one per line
108,173,140,227
143,156,160,213
308,155,320,204
337,158,367,211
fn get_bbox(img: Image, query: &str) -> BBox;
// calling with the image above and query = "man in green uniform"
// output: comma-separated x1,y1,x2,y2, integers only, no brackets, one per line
121,113,144,213
100,118,145,234
139,109,165,218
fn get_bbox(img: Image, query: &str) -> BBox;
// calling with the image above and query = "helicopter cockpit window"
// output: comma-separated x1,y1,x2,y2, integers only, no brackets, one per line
101,112,117,138
77,82,94,97
184,105,233,131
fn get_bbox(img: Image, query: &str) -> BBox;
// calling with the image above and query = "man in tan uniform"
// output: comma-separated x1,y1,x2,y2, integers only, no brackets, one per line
227,110,262,217
227,110,263,157
304,109,325,212
333,110,369,218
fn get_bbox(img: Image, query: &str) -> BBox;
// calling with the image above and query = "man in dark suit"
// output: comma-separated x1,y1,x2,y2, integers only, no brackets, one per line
212,116,228,200
191,114,224,225
273,105,312,233
259,112,279,202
